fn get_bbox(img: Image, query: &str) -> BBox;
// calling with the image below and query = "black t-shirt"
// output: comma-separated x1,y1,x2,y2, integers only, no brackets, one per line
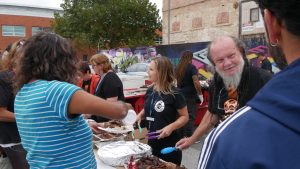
81,79,92,93
208,64,272,117
92,72,125,122
177,63,198,99
0,71,21,144
144,86,186,150
95,72,125,101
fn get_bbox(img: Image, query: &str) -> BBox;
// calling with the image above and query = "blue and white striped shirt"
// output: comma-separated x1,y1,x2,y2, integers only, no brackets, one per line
15,80,96,169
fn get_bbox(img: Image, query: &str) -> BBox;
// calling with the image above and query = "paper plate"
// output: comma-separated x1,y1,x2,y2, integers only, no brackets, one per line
98,125,134,134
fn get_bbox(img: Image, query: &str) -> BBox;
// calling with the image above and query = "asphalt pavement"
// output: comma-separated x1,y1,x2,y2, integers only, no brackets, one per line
181,135,207,169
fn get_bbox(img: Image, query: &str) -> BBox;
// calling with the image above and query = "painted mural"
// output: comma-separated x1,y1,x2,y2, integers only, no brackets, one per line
99,40,279,79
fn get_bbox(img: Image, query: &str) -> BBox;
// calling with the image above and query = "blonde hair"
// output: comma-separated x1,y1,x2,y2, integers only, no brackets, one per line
90,53,112,73
151,56,176,95
1,39,25,71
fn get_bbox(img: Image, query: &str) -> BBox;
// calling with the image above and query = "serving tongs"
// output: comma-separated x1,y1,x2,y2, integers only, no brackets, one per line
146,131,160,140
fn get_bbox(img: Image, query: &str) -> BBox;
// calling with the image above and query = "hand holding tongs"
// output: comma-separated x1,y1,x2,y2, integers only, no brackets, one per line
146,131,160,140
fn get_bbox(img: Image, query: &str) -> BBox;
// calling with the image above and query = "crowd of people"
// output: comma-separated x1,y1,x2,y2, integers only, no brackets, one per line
1,0,299,168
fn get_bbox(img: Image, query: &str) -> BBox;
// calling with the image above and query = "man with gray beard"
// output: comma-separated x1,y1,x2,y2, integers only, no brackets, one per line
176,36,271,150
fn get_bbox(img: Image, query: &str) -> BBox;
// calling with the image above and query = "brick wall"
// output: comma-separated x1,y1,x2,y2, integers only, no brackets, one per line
162,0,239,44
0,14,95,61
0,14,53,51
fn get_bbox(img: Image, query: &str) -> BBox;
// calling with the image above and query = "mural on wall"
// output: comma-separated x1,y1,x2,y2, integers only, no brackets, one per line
98,37,280,79
246,45,280,73
98,46,157,71
99,41,212,79
242,34,279,73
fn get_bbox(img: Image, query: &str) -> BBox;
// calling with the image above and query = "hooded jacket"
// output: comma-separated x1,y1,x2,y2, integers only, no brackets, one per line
198,58,300,169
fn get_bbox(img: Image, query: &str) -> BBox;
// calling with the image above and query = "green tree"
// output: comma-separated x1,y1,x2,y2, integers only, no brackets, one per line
53,0,161,49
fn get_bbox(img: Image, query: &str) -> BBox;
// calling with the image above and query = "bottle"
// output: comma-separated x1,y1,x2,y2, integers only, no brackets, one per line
132,161,137,169
128,156,134,169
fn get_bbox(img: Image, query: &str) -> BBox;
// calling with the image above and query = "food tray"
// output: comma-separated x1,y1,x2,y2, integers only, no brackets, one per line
98,141,151,166
98,125,134,134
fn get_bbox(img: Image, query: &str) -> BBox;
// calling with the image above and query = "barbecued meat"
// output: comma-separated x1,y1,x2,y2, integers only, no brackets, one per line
103,120,124,128
135,156,187,169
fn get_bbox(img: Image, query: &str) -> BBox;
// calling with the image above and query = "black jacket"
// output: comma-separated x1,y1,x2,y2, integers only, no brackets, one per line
208,63,272,117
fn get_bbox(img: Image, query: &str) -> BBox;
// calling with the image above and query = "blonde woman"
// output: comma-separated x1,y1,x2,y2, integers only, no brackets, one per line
0,39,29,169
90,53,125,122
136,56,188,165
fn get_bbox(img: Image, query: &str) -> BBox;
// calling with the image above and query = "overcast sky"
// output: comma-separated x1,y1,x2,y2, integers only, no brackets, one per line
0,0,162,16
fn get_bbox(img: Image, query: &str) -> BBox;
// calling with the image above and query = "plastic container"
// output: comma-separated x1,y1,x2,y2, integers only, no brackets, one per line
122,109,137,125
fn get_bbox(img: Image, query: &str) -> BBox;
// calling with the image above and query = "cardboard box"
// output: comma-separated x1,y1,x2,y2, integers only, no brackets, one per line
124,128,148,144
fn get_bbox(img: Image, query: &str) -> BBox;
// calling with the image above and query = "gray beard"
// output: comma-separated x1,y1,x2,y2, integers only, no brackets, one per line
215,57,245,90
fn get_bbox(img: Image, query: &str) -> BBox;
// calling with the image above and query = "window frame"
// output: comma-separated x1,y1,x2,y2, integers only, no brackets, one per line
2,25,26,37
32,26,52,35
250,8,259,22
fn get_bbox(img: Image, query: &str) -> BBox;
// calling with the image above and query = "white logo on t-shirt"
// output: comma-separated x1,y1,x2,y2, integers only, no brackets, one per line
154,100,165,112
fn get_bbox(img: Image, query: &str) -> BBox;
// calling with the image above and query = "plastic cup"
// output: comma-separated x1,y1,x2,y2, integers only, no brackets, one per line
122,109,137,125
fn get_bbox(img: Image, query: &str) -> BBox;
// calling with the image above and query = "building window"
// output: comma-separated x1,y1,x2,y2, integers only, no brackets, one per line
216,12,229,25
2,25,25,37
32,27,52,35
192,17,203,29
172,21,181,32
155,37,162,45
250,8,259,22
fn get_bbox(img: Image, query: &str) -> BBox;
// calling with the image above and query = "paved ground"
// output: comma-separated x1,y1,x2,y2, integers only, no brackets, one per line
181,137,205,169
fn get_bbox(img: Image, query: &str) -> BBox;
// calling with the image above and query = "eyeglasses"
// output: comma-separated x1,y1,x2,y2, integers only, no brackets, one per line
92,63,99,68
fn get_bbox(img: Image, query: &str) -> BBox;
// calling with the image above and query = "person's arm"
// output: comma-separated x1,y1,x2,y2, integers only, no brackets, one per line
68,90,128,120
0,107,15,122
106,97,118,102
157,106,189,139
176,110,219,150
192,75,202,95
136,109,145,124
193,74,204,104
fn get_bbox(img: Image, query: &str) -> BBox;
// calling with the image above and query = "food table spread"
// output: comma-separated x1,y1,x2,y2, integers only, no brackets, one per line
93,120,148,169
92,120,187,169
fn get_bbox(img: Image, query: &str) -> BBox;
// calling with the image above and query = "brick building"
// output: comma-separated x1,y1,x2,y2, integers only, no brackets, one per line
162,0,240,44
162,0,267,47
240,0,267,49
0,2,62,56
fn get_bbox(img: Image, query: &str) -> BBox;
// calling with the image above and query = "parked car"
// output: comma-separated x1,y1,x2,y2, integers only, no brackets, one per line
123,63,149,76
117,63,149,89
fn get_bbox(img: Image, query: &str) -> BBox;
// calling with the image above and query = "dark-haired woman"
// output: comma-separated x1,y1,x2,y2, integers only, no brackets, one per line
175,50,203,137
76,61,100,94
14,32,130,168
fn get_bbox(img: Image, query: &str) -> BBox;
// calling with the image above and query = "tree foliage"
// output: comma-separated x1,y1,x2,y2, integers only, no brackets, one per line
53,0,161,49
